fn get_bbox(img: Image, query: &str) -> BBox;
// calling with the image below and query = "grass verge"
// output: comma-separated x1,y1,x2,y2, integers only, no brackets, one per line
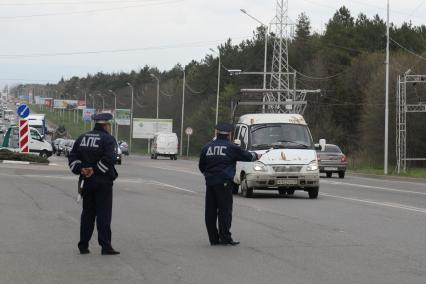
0,149,49,164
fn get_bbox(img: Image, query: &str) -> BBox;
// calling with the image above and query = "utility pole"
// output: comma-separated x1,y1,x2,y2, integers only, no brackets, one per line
180,70,186,156
127,83,134,154
384,0,390,174
209,48,221,125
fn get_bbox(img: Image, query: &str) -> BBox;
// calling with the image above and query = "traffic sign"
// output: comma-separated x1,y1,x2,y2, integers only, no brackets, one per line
185,127,193,136
19,119,29,153
17,104,30,119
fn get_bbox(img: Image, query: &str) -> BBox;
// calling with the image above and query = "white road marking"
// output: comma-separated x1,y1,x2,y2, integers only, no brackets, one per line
146,180,197,194
0,172,198,194
321,192,426,214
138,164,201,176
322,180,426,196
349,175,426,186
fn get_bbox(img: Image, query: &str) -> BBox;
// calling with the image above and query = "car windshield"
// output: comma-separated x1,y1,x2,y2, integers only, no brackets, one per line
250,123,314,150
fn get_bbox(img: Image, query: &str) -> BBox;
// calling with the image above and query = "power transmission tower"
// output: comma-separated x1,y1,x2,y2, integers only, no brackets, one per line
233,0,320,119
396,73,426,173
265,0,319,114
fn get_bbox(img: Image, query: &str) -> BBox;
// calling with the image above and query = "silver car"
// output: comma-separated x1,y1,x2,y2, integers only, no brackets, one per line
316,144,348,178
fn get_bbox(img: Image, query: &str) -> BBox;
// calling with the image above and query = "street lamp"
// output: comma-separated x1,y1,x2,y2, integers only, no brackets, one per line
180,70,186,156
127,82,134,154
240,8,269,111
89,93,95,109
96,93,105,111
108,89,118,139
150,73,160,119
209,48,221,125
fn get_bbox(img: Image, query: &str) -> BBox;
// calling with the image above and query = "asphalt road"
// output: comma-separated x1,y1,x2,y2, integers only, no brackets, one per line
0,155,426,284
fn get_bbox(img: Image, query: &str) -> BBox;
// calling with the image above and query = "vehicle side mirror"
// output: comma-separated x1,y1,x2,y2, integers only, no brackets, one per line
234,139,241,147
319,139,326,151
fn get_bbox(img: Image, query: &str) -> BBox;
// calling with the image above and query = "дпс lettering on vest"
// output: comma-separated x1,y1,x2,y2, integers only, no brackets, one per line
206,146,227,156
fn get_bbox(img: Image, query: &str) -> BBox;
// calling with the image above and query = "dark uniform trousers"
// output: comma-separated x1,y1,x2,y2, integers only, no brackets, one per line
78,176,113,250
205,183,233,243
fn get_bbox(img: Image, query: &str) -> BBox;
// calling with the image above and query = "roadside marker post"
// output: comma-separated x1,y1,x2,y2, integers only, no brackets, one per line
17,103,30,153
19,119,29,153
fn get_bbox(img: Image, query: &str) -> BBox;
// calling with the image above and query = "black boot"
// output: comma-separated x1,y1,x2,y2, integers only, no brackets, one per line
101,248,120,255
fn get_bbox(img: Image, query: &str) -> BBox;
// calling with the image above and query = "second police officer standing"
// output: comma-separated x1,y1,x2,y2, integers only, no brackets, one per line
199,123,260,246
68,113,120,255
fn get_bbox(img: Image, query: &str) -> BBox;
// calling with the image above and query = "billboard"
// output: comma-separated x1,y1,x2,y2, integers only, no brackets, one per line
115,109,131,125
34,96,45,105
53,99,78,109
82,108,96,121
44,98,53,108
133,118,173,139
77,100,87,110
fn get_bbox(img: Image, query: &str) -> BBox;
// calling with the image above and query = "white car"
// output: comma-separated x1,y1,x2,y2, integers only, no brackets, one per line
233,113,321,199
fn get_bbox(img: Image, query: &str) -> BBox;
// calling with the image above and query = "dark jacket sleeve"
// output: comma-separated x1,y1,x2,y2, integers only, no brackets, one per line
198,147,207,174
95,135,117,176
230,144,257,162
68,136,83,175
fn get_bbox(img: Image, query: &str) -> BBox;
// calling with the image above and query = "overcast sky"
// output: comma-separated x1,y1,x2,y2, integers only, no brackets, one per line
0,0,425,90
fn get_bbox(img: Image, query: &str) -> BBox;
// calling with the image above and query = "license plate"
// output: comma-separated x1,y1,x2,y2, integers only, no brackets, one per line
324,167,338,171
277,180,297,185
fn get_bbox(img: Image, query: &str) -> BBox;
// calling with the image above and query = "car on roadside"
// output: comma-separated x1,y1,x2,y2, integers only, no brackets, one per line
63,140,75,157
115,142,122,165
56,139,68,156
118,140,129,156
52,138,64,155
316,144,347,178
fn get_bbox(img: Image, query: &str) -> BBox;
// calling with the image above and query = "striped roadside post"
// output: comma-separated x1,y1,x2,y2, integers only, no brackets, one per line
19,119,29,153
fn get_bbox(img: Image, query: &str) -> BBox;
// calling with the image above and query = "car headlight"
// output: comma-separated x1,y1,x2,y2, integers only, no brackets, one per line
307,160,319,171
253,162,267,172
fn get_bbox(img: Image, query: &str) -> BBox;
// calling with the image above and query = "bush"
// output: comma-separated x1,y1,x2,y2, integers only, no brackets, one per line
0,149,49,164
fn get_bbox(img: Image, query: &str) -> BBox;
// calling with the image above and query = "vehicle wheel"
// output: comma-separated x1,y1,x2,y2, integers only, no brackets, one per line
40,151,48,159
240,176,253,198
338,171,345,179
326,172,332,178
308,187,319,199
153,154,158,160
56,152,60,156
174,155,178,160
150,154,153,159
287,189,295,195
170,156,174,160
232,183,239,195
278,188,286,195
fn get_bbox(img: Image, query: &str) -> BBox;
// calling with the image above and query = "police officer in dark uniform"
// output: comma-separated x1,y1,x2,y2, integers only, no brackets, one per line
68,113,120,255
199,123,259,246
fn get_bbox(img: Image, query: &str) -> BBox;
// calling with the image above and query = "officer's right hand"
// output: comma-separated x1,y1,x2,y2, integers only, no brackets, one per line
81,167,94,178
256,153,262,160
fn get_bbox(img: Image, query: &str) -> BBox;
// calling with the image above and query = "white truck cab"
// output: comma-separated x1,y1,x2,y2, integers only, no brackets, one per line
233,113,320,199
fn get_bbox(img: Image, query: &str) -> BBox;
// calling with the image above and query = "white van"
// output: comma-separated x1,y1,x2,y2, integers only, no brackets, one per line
151,132,178,160
233,113,320,199
27,114,47,137
2,126,53,158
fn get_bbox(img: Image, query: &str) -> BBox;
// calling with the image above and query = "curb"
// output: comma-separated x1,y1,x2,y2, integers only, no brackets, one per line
0,160,53,166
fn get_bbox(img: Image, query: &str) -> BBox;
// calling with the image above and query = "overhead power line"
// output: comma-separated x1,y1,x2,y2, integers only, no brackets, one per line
0,0,160,6
0,35,251,59
0,0,184,20
390,37,426,62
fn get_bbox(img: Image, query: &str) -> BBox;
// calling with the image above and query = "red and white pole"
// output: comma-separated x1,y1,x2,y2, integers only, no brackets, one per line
19,119,29,153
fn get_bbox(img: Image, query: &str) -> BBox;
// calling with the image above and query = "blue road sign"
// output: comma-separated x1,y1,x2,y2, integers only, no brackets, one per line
17,104,30,119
